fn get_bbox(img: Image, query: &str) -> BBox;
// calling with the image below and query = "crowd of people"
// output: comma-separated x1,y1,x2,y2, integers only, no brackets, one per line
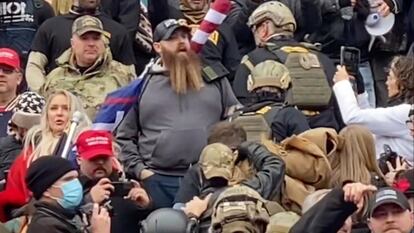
0,0,413,232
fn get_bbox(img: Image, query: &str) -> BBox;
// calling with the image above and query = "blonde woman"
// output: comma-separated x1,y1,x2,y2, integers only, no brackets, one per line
0,90,90,222
329,125,386,189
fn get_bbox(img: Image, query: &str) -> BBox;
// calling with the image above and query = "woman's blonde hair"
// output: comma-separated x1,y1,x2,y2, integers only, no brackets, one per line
329,125,385,188
24,90,91,164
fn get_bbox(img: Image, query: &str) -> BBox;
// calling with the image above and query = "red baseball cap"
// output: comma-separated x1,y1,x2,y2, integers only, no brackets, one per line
76,130,114,160
0,48,20,70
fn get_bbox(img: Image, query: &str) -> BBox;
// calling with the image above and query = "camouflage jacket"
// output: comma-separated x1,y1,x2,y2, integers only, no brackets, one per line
42,48,135,120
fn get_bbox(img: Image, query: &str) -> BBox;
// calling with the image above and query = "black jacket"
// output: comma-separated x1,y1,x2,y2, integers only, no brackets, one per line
101,0,139,41
80,174,150,233
100,0,153,73
239,142,285,200
232,37,344,131
27,202,82,233
308,0,372,62
0,0,55,66
225,0,322,55
0,136,23,182
174,142,285,204
175,142,285,233
404,0,414,47
31,10,136,73
290,188,357,233
238,101,310,142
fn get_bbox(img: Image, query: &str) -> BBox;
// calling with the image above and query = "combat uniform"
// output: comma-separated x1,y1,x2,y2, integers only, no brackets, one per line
41,48,134,120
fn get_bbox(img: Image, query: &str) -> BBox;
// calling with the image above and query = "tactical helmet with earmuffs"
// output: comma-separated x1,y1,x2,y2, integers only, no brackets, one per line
247,1,297,33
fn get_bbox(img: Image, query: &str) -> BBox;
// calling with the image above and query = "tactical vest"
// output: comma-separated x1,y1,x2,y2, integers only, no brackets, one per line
0,0,42,60
230,102,283,143
241,44,332,113
210,185,271,233
264,43,332,110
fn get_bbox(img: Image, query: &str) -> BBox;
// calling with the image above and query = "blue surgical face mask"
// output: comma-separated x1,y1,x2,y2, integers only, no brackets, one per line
53,178,83,209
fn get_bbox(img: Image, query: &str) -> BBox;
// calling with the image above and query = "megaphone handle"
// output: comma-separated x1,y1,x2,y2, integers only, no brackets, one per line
368,36,376,52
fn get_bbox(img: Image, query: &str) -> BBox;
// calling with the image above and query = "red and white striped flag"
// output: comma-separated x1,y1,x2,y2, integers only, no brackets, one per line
190,0,231,53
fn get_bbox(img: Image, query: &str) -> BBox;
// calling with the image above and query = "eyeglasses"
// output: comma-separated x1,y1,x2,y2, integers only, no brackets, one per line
0,66,16,75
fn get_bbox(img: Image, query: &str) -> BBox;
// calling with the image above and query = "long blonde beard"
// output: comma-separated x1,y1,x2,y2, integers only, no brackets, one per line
162,48,204,94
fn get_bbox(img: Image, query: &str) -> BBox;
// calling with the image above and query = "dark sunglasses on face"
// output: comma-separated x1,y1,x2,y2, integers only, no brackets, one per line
0,66,16,74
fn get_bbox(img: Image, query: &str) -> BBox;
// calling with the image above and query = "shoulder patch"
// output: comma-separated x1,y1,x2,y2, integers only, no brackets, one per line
189,24,219,45
202,62,229,83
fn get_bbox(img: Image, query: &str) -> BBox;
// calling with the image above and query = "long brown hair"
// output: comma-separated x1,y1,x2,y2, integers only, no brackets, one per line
390,56,414,104
161,46,203,94
329,125,385,188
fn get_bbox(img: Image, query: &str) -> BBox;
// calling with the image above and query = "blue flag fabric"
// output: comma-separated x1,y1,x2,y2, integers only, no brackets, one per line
92,78,144,131
92,59,154,131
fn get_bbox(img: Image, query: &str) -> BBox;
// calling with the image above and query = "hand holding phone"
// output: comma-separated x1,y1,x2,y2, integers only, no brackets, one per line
340,46,361,92
111,181,133,197
90,178,114,203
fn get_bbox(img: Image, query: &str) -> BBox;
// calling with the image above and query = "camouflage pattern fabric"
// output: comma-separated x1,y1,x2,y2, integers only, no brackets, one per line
42,48,135,120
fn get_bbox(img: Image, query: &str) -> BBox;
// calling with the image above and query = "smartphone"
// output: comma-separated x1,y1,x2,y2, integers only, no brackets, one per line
340,46,360,76
110,181,133,197
340,46,360,91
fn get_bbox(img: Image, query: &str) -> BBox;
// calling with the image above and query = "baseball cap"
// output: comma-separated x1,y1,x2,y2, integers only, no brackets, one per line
153,19,191,42
0,48,20,70
72,15,105,36
369,187,412,218
247,60,291,92
76,130,114,160
199,143,235,180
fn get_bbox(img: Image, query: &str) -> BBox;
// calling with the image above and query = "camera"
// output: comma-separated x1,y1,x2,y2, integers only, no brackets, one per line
110,181,134,197
378,144,399,174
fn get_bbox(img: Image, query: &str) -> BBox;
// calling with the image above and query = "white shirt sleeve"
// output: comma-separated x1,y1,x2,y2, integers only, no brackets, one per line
333,80,411,137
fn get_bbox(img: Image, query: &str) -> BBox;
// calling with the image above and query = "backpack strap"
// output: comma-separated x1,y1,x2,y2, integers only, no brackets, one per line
263,42,288,63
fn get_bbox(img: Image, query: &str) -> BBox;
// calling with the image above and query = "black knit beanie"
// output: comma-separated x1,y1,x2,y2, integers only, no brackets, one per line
26,156,75,200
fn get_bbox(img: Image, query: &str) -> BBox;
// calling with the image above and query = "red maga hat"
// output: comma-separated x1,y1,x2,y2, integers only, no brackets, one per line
76,130,114,160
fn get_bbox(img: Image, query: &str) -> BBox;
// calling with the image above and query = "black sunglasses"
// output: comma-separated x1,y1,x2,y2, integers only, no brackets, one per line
0,66,16,75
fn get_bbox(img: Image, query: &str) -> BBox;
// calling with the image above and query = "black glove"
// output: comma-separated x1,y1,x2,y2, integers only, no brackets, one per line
236,141,265,169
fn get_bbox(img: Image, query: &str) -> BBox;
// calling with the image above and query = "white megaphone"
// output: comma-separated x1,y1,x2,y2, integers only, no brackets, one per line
365,11,395,51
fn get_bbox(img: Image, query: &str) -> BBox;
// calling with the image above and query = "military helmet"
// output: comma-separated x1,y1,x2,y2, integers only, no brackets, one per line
140,208,190,233
247,1,296,33
247,60,291,92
